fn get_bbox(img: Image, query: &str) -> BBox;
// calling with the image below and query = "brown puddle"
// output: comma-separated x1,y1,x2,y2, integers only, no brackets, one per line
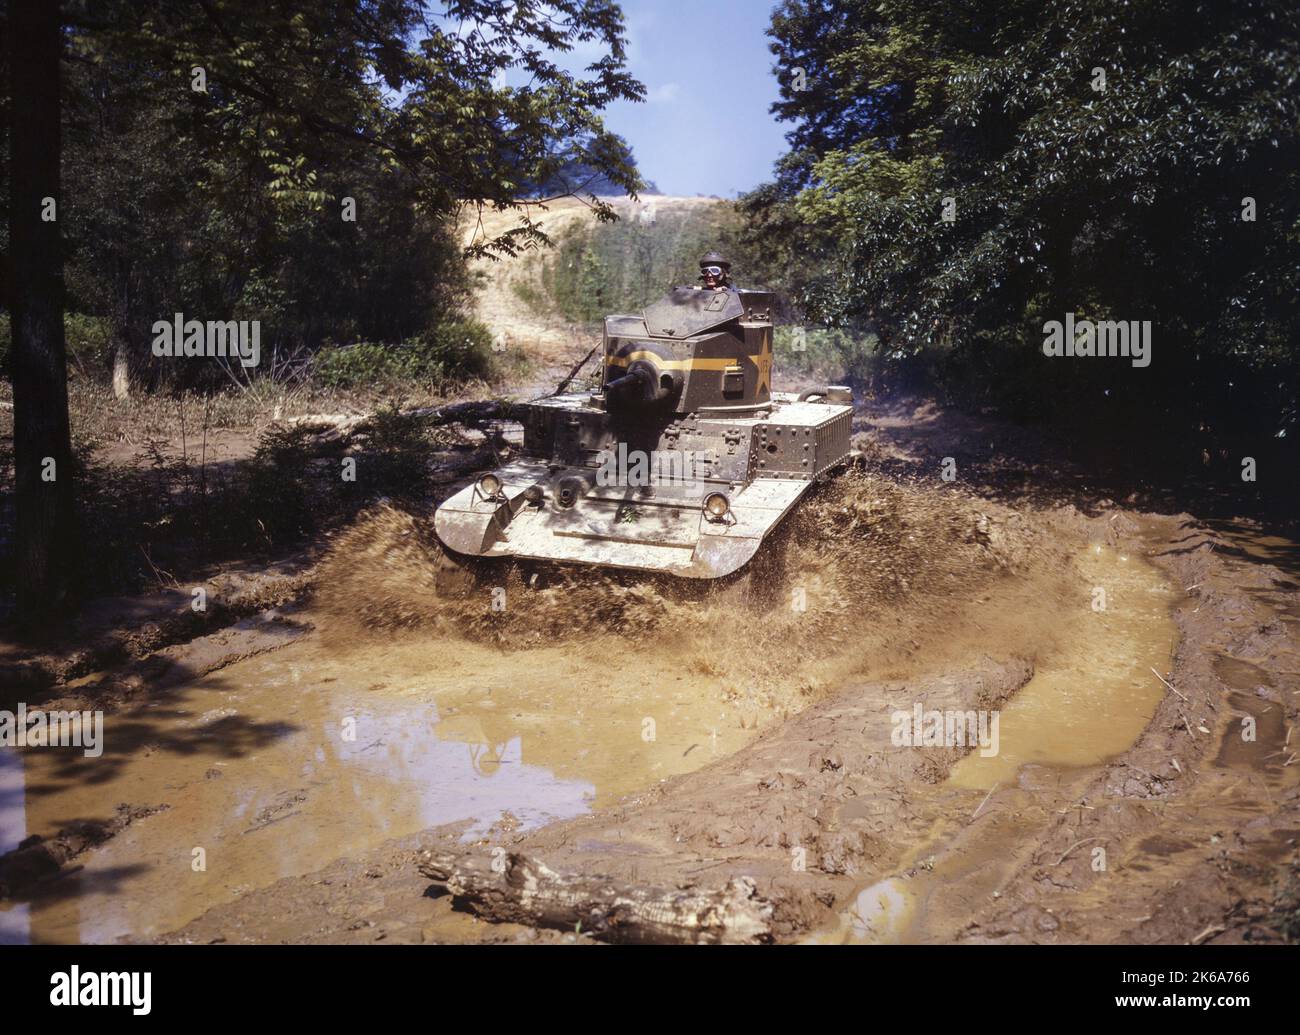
822,540,1179,943
949,542,1177,790
0,634,757,944
1210,654,1289,771
1212,654,1273,691
1216,690,1288,772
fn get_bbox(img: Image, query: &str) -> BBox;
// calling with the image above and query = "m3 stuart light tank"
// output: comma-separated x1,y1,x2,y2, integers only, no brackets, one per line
434,255,854,579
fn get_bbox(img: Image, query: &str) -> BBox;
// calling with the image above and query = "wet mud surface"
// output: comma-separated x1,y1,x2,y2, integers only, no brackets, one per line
2,400,1297,945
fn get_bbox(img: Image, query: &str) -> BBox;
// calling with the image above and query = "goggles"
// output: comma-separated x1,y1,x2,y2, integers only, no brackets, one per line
700,266,725,277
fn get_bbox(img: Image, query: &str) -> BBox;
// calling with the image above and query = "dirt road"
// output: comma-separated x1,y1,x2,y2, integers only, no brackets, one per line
2,390,1296,945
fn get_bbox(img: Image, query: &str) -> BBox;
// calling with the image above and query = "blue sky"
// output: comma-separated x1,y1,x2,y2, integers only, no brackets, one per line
558,0,790,198
607,0,788,197
434,1,791,197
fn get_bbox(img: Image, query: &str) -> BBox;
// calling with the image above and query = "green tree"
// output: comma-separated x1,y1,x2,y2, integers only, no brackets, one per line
1,0,646,624
751,0,1300,430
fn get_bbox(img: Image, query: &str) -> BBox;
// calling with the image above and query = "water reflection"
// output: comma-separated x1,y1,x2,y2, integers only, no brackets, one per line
4,679,597,944
0,749,31,943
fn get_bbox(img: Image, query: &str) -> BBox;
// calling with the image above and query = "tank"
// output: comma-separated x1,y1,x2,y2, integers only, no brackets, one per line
434,285,854,578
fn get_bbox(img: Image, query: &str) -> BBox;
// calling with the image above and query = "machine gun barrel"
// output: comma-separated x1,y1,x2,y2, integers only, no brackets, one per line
604,371,644,393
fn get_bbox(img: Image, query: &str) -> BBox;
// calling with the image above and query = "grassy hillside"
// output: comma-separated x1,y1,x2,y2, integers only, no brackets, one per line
461,196,878,385
514,200,744,322
461,197,727,366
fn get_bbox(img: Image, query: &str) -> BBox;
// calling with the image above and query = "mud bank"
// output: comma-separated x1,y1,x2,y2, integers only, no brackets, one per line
939,516,1300,946
0,557,313,700
418,654,1037,942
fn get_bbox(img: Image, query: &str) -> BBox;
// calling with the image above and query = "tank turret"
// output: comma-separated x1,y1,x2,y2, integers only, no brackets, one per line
600,287,774,416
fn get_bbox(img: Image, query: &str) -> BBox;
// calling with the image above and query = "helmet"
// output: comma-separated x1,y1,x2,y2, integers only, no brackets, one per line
699,250,731,271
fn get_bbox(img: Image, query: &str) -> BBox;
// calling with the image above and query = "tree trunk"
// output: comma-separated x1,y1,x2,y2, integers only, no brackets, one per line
418,849,775,944
111,342,131,400
8,0,75,626
1046,207,1079,321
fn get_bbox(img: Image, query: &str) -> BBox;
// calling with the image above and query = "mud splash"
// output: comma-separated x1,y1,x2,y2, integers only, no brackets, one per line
0,475,1066,944
313,475,1049,700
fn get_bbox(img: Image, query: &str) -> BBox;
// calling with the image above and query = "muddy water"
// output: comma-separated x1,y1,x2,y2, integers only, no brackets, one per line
0,635,755,944
0,751,28,942
1206,520,1300,576
949,542,1177,789
0,474,1035,945
825,541,1179,943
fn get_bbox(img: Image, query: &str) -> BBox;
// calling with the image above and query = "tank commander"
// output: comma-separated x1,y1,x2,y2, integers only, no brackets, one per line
695,250,733,291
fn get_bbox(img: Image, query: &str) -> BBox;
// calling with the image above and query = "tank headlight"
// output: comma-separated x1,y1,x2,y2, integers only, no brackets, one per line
523,484,544,504
478,473,503,497
703,492,730,522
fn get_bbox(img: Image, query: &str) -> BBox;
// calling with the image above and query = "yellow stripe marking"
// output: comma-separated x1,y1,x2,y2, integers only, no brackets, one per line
606,350,737,372
607,333,772,397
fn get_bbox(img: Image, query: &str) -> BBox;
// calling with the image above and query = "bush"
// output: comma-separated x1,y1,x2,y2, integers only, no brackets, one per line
65,313,115,373
418,319,494,381
346,405,441,499
774,325,880,384
312,342,414,388
0,312,116,380
240,423,324,543
311,319,494,389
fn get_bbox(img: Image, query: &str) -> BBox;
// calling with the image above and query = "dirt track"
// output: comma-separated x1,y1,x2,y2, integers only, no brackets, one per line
3,395,1296,946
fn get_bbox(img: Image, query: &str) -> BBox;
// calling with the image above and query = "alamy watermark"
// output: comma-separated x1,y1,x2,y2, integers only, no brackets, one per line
891,702,1000,757
1043,313,1151,368
151,312,261,368
595,444,708,489
50,967,151,1015
0,703,103,757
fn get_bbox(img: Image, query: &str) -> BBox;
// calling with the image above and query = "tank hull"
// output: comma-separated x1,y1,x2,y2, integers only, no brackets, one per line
434,391,853,579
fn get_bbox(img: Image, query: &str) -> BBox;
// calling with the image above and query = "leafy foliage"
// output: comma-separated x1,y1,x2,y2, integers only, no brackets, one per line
774,324,879,383
312,320,494,388
3,0,648,389
751,0,1300,436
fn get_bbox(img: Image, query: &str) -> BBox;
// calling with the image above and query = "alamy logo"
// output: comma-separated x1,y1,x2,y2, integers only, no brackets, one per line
151,312,261,368
50,967,151,1015
0,703,103,757
595,444,708,488
891,703,1000,757
1042,313,1151,368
